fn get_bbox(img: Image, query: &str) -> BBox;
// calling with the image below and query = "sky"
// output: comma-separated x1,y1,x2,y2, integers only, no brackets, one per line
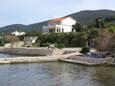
0,0,115,27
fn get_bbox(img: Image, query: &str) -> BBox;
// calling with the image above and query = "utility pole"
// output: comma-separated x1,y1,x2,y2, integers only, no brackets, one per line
11,35,13,48
1,32,4,46
98,18,101,39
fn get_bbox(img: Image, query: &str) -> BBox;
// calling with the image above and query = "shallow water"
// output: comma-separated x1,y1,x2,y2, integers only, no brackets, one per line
0,54,115,86
0,62,115,86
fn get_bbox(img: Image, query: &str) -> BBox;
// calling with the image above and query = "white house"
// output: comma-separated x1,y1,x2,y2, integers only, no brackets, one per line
24,36,38,47
42,17,76,34
11,30,26,36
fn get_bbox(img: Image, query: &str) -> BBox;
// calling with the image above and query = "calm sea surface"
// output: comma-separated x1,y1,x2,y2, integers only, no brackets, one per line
0,54,115,86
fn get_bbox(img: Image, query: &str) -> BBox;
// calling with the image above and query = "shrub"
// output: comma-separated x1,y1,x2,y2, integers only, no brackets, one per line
28,32,87,47
42,42,49,47
60,33,87,47
5,35,20,43
80,46,90,54
0,38,5,46
55,43,65,49
32,43,38,47
95,31,113,51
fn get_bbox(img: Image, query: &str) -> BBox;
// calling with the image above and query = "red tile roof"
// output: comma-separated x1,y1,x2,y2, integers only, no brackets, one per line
48,17,67,23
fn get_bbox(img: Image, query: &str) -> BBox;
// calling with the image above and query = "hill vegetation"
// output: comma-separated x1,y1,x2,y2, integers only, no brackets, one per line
1,9,115,34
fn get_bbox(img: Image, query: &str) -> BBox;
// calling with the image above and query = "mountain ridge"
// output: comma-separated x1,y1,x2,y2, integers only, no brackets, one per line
0,9,115,34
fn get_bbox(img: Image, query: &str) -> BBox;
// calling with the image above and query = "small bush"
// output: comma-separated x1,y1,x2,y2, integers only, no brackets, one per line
95,31,113,51
55,43,65,49
0,38,5,46
42,42,49,47
32,43,38,47
80,46,90,54
0,43,4,46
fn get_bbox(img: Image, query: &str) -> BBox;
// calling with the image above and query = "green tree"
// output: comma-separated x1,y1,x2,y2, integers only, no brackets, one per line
72,22,83,32
25,31,42,36
95,17,105,28
80,46,90,54
104,16,115,22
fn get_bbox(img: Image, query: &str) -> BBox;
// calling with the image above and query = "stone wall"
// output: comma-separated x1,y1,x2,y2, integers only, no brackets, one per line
0,48,53,56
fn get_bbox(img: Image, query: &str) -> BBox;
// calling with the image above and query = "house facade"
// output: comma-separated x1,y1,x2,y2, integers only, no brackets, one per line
42,17,76,34
24,36,38,47
11,30,25,36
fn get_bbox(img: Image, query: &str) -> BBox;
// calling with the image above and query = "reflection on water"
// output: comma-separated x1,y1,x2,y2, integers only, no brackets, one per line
0,62,115,86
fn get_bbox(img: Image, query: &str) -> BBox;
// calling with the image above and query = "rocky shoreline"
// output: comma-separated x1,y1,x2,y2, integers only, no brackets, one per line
0,48,53,56
0,56,59,64
0,48,115,66
60,55,111,66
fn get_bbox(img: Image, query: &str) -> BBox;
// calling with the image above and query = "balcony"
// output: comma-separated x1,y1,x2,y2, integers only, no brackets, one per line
48,26,56,30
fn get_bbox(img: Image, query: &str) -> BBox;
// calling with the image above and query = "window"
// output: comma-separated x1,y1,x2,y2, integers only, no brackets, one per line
49,29,55,33
57,29,58,32
58,29,60,32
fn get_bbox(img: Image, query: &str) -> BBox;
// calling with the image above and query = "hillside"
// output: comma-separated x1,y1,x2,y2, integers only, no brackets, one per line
0,24,28,34
0,9,115,34
66,9,115,24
